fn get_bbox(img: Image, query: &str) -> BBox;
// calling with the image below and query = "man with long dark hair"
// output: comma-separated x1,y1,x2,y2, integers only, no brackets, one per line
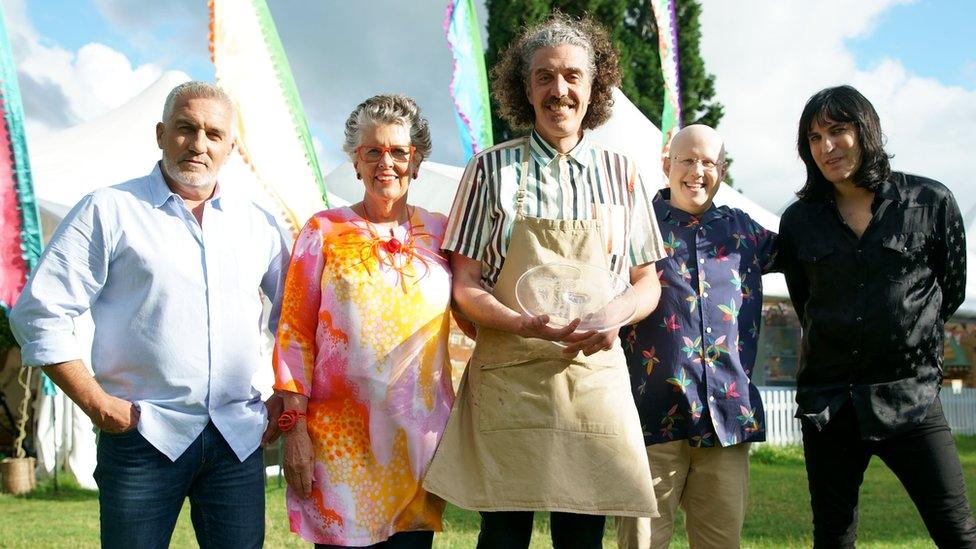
778,85,976,547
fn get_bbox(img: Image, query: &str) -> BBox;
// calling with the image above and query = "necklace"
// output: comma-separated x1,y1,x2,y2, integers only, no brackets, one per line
355,203,413,256
338,204,442,293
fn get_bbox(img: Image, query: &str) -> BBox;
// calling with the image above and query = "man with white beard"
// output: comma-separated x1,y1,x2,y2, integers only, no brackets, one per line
10,81,289,548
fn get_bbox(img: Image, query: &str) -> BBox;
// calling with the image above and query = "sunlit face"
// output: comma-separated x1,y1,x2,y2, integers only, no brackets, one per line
664,128,725,215
354,123,416,205
156,96,235,192
807,117,861,186
526,44,592,148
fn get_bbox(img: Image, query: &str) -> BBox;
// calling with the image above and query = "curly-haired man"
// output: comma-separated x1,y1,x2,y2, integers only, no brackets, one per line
424,13,665,549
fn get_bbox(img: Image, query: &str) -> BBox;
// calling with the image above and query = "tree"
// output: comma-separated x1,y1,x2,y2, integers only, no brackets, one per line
485,0,724,141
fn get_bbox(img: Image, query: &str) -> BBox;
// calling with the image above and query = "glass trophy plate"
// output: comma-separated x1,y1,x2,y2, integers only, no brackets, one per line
515,263,634,333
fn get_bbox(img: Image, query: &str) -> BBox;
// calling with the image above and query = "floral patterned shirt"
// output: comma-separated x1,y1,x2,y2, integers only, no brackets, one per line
622,190,777,447
273,206,455,545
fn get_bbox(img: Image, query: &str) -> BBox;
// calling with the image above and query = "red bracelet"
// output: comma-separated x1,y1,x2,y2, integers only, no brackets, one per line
277,409,307,432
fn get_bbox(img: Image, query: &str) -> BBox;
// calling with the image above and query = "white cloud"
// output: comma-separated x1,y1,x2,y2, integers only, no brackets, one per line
700,0,976,216
17,0,971,218
85,0,467,171
47,43,163,121
1,0,164,138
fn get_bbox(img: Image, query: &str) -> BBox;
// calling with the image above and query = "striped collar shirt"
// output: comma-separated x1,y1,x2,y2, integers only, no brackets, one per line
443,132,666,289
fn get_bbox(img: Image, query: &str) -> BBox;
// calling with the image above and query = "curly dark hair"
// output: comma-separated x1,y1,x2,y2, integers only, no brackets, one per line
491,12,620,131
796,85,892,202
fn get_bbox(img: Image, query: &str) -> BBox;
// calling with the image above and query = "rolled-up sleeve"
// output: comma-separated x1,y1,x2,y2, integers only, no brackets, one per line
628,169,667,267
442,156,491,261
10,194,113,366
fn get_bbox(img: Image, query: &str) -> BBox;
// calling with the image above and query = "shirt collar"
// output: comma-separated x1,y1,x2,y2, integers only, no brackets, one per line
528,130,592,169
653,188,730,226
147,163,176,208
148,162,226,211
874,177,902,203
818,176,901,214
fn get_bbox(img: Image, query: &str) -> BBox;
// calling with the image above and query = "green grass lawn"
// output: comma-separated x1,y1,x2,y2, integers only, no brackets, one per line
3,437,975,548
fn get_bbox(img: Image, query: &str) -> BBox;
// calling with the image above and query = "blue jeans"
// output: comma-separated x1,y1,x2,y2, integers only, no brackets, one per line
94,421,265,549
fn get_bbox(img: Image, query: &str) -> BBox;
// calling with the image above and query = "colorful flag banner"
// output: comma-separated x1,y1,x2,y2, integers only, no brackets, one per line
0,4,42,313
209,0,328,234
650,0,682,154
444,0,493,161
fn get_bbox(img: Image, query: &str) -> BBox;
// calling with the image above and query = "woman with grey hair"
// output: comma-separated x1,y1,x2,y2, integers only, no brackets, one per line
272,94,456,548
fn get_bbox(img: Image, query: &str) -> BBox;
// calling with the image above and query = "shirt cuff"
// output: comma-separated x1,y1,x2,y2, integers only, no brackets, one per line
632,245,666,267
18,334,83,367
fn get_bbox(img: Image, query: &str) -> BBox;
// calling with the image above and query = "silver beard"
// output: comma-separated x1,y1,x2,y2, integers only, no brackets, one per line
161,156,217,189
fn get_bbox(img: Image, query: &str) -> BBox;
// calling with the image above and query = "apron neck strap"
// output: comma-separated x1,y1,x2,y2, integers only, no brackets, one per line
515,141,531,218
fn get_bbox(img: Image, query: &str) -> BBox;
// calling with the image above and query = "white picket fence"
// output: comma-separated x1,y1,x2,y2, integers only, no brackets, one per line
758,387,803,445
757,386,976,446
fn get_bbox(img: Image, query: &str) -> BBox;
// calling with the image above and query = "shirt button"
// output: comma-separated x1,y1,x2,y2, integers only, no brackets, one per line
857,248,862,254
706,327,713,334
853,350,860,356
856,316,863,322
699,258,705,264
702,292,709,298
709,396,715,402
858,282,865,289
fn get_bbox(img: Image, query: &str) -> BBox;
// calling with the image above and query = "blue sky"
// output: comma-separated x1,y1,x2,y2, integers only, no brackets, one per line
5,0,976,213
28,0,214,79
26,1,975,90
25,0,975,82
847,0,974,89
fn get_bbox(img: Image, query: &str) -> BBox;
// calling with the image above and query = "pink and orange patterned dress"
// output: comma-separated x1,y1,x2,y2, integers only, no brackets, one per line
272,205,455,546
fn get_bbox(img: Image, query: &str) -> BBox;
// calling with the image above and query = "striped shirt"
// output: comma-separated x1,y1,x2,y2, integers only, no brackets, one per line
444,132,666,289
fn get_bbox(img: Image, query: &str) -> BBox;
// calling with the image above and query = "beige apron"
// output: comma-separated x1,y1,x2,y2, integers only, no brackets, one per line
424,143,657,517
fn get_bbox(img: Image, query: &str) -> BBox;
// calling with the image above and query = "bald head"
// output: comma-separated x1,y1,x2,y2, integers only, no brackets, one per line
664,124,726,215
670,124,726,164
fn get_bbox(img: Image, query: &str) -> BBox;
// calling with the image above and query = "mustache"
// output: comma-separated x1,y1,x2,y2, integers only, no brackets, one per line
543,96,576,109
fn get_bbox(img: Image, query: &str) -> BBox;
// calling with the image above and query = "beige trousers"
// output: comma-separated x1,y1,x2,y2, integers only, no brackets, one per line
616,441,750,549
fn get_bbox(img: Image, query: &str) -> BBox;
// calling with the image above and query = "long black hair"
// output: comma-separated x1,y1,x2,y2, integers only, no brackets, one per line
796,85,891,202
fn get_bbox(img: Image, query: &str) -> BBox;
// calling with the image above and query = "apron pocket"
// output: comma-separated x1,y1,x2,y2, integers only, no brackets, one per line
477,358,621,436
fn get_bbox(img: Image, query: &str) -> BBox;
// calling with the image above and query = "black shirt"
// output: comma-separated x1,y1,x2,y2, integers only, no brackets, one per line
777,172,966,440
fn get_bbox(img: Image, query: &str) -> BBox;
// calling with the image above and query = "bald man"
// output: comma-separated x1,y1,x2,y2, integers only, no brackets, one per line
616,125,777,548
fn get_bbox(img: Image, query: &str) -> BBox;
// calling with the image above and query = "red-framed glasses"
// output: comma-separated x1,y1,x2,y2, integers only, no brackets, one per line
356,144,415,163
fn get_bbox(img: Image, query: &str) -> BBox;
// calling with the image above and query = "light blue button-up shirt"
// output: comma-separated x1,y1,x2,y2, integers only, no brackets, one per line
11,164,290,461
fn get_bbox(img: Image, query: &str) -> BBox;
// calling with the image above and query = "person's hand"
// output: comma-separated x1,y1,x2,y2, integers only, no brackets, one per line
517,314,581,341
89,394,139,433
561,327,620,357
452,310,477,340
283,423,315,498
262,394,284,445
